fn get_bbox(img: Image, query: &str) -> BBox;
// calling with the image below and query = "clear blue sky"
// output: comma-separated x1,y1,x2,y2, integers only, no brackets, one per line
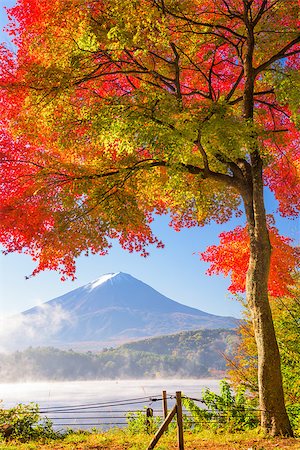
0,2,298,319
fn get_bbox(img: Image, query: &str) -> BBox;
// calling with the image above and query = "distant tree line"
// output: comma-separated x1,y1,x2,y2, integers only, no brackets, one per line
0,329,237,381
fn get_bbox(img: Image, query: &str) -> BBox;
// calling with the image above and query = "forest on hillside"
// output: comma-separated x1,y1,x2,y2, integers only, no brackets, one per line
0,329,238,381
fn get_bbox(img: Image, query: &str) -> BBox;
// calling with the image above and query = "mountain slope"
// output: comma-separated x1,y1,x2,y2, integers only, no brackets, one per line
16,272,238,350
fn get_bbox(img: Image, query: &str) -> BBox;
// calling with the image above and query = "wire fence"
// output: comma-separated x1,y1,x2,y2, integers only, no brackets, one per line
34,391,299,430
39,394,172,429
38,393,262,430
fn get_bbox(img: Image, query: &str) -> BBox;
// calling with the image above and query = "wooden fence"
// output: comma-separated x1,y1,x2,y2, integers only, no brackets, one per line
146,391,184,450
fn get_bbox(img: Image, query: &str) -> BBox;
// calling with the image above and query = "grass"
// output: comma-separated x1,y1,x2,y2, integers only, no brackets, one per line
0,429,299,450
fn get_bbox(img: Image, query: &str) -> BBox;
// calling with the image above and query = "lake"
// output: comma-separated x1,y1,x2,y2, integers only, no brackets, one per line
0,379,220,429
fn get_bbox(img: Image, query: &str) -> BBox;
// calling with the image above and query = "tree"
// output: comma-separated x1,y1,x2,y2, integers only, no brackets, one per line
228,277,300,428
0,0,299,435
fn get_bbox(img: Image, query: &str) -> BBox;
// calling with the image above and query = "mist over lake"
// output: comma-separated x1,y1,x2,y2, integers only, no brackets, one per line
0,379,221,429
0,379,220,408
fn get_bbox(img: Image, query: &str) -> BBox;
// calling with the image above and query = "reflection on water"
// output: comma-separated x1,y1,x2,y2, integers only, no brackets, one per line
0,379,220,430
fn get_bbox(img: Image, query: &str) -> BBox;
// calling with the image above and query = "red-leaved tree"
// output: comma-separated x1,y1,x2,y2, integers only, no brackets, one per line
0,0,299,435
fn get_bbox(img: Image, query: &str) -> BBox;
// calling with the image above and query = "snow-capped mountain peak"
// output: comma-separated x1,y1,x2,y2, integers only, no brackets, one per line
88,272,120,290
16,272,238,350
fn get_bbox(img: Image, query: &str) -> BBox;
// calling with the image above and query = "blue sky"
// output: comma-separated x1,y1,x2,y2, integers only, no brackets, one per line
0,2,298,319
0,215,244,317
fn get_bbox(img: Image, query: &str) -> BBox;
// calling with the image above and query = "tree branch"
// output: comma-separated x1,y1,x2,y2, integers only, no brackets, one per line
254,35,300,76
170,42,182,106
153,0,245,40
226,68,244,102
194,130,209,173
252,0,267,27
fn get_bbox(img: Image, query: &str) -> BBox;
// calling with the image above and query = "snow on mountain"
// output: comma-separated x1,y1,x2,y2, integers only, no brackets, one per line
88,273,120,290
4,272,238,351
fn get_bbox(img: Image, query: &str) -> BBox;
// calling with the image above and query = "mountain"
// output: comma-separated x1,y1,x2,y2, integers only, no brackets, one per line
8,272,238,350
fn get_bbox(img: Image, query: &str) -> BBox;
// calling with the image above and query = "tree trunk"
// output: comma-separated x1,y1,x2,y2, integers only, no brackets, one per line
243,156,293,436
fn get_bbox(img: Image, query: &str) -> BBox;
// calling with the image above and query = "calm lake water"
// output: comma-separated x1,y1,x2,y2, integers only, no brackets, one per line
0,379,220,429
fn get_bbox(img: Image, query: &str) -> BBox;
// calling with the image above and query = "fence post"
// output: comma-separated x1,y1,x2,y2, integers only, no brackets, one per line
146,407,153,434
176,391,184,450
146,390,185,450
162,390,168,419
146,405,177,450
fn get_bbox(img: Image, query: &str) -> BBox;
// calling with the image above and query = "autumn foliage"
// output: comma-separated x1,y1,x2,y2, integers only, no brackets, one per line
0,0,299,282
200,220,300,297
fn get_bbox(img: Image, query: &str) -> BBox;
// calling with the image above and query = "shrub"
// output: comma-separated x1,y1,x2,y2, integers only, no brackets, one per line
287,404,300,436
126,408,162,434
0,402,60,442
182,380,259,432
